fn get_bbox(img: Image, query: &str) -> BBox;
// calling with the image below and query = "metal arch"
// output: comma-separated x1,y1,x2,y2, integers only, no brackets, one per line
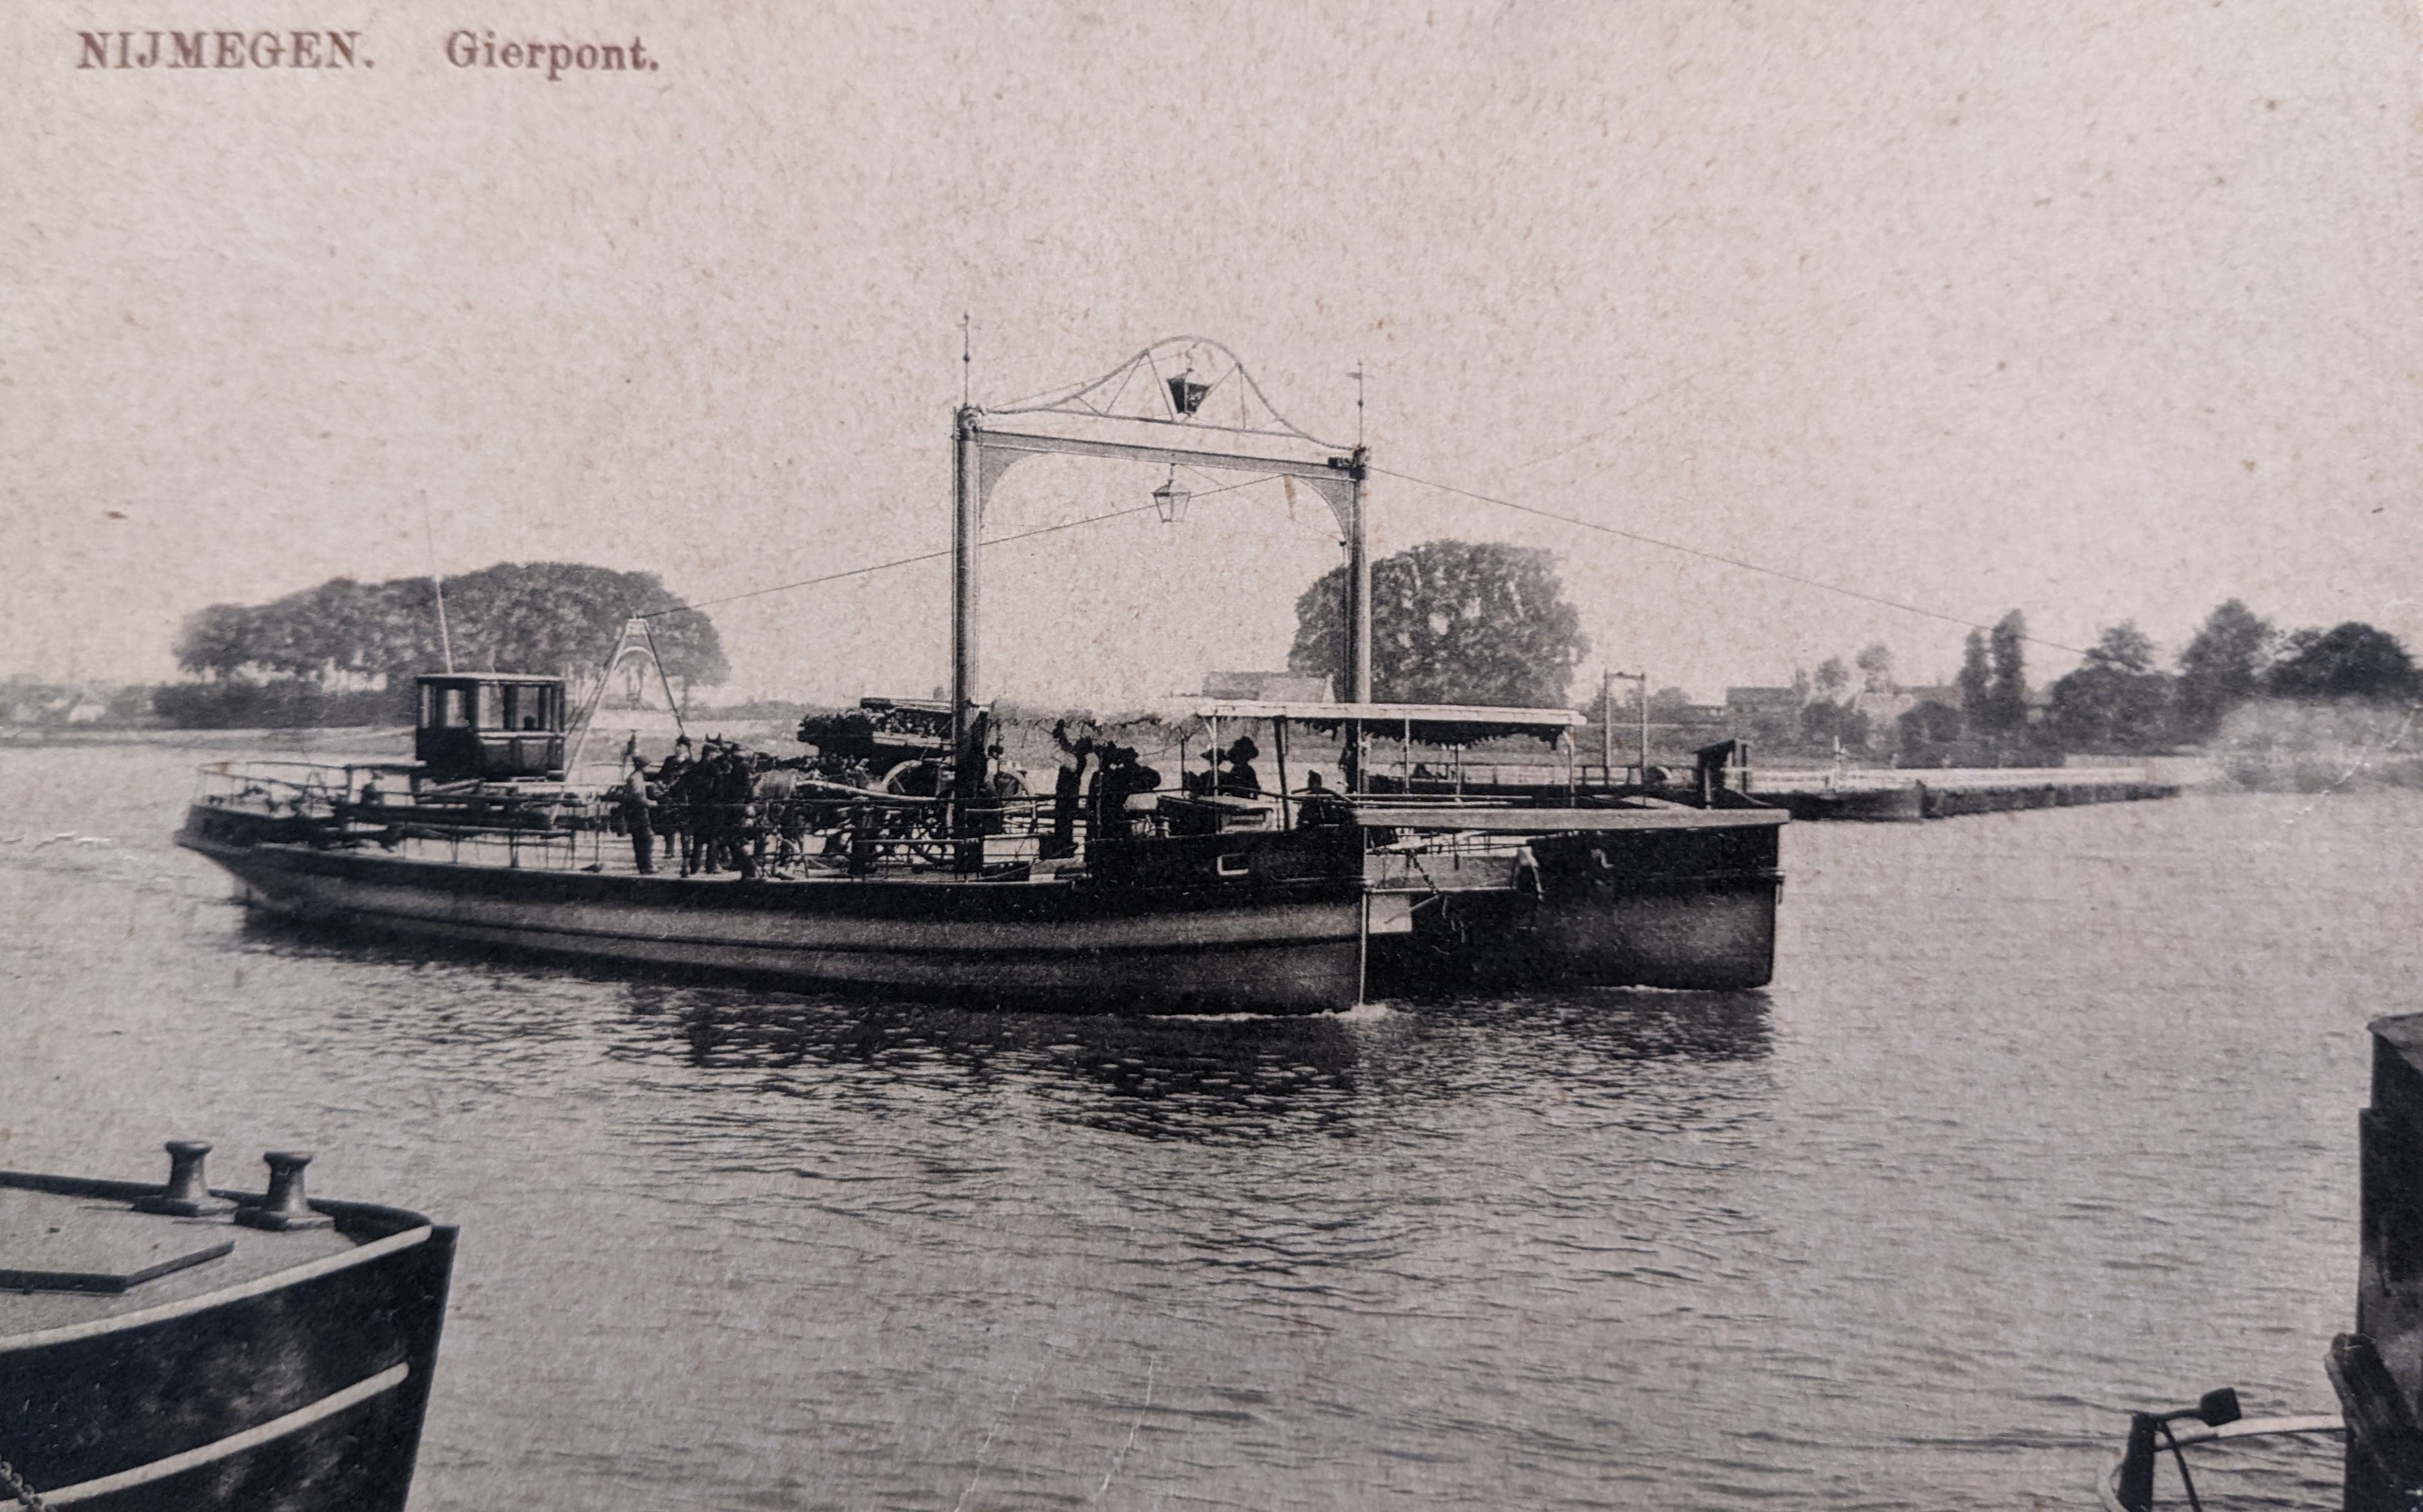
990,335,1343,450
963,427,1361,539
950,362,1374,795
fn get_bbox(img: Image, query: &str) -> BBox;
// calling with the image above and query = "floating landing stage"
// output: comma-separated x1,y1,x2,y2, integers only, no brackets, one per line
1751,768,2180,822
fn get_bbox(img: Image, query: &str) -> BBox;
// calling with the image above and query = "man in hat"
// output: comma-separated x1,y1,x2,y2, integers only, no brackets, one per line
688,741,725,874
620,753,658,874
655,735,694,874
1091,744,1162,841
1214,736,1262,797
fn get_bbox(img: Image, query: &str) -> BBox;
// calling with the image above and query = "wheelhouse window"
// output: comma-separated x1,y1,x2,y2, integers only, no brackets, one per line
501,683,558,732
417,682,475,729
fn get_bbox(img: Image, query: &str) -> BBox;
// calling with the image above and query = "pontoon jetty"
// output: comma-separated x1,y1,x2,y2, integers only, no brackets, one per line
177,339,1786,1013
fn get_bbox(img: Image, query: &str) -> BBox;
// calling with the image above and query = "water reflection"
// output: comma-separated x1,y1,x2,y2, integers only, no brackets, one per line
604,983,1774,1147
1398,987,1775,1064
239,907,1774,1145
617,989,1369,1144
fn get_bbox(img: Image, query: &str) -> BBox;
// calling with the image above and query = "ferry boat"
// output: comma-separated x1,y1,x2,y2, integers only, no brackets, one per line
0,1142,454,1511
176,339,1785,1013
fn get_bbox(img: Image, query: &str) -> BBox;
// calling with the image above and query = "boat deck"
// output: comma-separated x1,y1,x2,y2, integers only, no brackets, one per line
0,1175,378,1339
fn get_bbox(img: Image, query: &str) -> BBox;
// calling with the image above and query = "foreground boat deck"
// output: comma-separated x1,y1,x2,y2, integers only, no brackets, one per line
0,1164,455,1512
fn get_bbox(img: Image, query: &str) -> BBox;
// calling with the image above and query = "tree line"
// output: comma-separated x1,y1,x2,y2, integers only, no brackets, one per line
1282,544,2422,760
2038,602,2416,753
159,563,725,726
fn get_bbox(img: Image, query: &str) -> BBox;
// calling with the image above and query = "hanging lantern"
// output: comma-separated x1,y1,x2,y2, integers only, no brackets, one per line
1167,371,1209,417
1152,468,1191,525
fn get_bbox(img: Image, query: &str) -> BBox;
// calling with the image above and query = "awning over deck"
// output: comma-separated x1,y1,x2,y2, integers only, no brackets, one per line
1186,700,1585,748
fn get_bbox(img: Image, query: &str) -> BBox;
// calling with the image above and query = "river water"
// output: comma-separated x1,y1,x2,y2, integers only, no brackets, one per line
3,739,2413,1510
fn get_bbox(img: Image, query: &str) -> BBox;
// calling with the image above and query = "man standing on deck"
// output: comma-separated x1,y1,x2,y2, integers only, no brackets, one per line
1214,736,1262,797
655,736,694,875
621,753,658,874
1091,746,1161,841
673,743,712,875
1045,719,1094,860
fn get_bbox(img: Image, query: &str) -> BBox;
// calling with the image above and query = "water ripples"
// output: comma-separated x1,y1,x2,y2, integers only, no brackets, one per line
3,752,2419,1508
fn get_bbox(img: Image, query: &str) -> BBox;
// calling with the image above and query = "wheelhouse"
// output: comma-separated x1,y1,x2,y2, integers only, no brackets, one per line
414,673,568,785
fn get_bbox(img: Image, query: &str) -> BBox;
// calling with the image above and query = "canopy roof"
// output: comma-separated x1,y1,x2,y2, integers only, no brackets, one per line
415,672,566,685
1186,699,1583,747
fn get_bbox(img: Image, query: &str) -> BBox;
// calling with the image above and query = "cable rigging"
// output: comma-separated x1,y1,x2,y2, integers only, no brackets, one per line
637,473,1286,620
1369,465,2088,658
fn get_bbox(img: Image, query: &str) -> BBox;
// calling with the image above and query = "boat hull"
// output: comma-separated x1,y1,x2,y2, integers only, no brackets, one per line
0,1176,453,1512
1370,824,1783,991
178,817,1370,1013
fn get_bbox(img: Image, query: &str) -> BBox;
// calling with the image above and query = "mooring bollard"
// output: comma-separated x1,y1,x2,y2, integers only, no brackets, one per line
235,1149,336,1231
133,1138,237,1216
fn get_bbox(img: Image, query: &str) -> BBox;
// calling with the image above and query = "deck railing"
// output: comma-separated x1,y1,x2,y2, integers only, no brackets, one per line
193,757,1709,879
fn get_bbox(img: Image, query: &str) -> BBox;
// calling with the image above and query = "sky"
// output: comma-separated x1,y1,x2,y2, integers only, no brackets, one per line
3,1,2418,707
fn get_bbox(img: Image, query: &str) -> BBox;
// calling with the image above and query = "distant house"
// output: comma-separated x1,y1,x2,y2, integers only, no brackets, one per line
1204,670,1333,702
1724,686,1802,719
1894,685,1969,754
1723,685,1805,747
1850,688,1916,727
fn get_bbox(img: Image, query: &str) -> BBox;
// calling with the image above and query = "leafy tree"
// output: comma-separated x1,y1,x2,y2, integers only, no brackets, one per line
1288,540,1588,707
1799,698,1867,752
1648,686,1698,719
1957,630,1992,730
1813,657,1851,701
172,603,260,680
2085,621,2156,674
170,563,725,715
1900,698,1964,750
2266,622,2418,703
1983,611,2029,736
2173,599,2274,739
1855,642,1896,693
2049,622,2173,752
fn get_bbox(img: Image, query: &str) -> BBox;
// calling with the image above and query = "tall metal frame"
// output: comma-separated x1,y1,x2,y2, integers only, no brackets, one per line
948,338,1371,796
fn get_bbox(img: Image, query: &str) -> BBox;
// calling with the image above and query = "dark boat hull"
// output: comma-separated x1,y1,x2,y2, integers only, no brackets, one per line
1370,822,1783,991
178,816,1374,1013
1374,872,1779,991
0,1176,453,1512
1762,786,1927,823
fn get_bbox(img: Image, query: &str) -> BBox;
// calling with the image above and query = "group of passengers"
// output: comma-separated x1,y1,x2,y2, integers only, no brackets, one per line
619,735,766,877
1041,720,1170,858
622,720,1355,875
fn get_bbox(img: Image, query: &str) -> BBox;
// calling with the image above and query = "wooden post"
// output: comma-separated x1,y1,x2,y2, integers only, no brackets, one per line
1272,718,1291,828
1602,669,1613,784
2331,1331,2423,1510
2355,1014,2423,1510
1638,676,1650,780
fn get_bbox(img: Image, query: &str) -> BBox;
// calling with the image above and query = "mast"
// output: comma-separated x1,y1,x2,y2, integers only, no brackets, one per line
420,493,455,673
951,405,982,786
1342,445,1370,791
1345,445,1371,703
